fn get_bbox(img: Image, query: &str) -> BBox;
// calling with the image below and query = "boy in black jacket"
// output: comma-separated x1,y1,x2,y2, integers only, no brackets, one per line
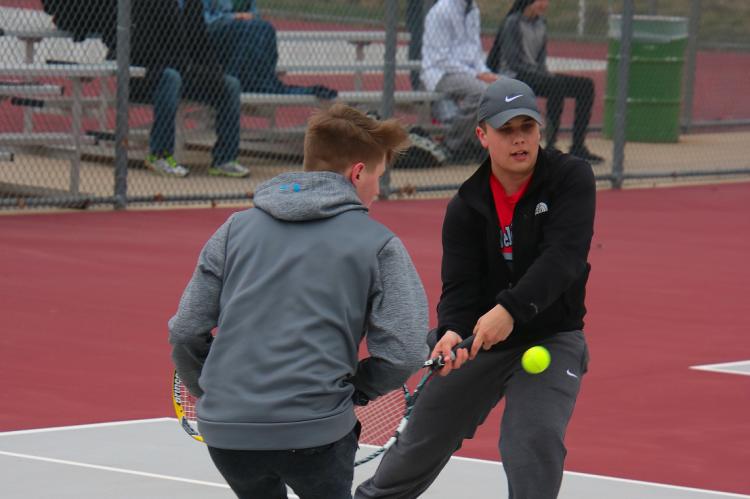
356,78,594,499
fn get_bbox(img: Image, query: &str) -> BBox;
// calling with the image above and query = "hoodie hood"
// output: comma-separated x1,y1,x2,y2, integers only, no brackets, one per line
253,171,367,222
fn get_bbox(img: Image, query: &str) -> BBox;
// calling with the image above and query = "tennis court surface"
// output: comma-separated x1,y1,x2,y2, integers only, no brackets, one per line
2,419,747,498
2,182,749,498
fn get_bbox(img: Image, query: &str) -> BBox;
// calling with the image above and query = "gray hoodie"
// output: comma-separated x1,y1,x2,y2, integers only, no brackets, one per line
169,171,429,450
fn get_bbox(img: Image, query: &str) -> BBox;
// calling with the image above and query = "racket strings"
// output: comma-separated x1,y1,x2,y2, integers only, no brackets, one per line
178,382,198,425
174,376,413,449
355,388,408,446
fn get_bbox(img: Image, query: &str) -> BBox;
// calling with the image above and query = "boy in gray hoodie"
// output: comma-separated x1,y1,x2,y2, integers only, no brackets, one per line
168,103,429,498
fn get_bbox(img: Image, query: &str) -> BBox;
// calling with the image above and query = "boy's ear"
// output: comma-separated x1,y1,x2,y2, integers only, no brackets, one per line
475,125,488,148
349,162,366,184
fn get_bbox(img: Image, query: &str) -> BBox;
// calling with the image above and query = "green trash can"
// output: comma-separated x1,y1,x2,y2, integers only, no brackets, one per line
603,15,688,143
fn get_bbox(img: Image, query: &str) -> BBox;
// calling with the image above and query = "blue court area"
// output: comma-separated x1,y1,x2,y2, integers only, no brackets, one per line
1,419,747,498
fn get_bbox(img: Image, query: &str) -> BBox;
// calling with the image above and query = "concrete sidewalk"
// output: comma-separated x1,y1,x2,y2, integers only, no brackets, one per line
1,129,749,207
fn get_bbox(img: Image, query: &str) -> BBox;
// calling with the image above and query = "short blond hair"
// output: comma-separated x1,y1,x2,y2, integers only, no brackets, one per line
303,104,409,173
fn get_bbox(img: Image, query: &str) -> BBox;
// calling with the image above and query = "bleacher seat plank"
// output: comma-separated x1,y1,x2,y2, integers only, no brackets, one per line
277,30,410,43
0,82,63,97
0,132,97,147
277,60,421,74
241,90,442,107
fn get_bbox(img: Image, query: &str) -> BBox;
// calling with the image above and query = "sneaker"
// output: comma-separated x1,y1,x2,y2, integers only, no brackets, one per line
145,154,189,177
569,146,605,165
392,127,448,169
209,161,250,178
309,84,338,100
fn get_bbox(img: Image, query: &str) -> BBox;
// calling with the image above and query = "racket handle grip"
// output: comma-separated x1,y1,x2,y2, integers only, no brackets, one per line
428,334,476,369
453,334,476,352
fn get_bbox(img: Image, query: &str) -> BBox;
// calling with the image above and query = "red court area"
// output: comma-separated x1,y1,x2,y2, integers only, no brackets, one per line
1,182,749,495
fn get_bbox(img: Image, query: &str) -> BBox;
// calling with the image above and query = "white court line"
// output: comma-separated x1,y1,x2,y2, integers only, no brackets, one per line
447,454,750,498
1,420,747,498
0,417,173,437
0,452,299,499
2,447,746,499
690,360,750,377
0,418,303,497
0,450,229,489
0,450,305,498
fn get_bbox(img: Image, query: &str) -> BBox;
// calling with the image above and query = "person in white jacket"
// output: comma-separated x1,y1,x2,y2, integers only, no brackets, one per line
421,0,502,162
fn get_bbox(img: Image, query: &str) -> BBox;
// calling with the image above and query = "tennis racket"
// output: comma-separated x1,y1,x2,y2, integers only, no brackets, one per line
353,334,475,465
172,334,477,461
172,370,202,442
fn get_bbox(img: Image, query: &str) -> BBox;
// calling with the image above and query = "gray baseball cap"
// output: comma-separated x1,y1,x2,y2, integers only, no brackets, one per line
477,78,544,128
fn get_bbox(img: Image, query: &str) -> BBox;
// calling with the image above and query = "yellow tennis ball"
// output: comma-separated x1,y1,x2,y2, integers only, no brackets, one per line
522,346,551,374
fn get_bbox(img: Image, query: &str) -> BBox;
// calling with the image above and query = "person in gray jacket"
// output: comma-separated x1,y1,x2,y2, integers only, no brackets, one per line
421,0,500,163
168,103,429,499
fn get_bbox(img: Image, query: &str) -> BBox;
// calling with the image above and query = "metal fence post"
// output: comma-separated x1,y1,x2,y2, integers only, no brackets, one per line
380,0,399,199
612,0,634,190
114,0,132,210
577,0,586,38
681,0,701,133
382,1,398,120
406,0,426,90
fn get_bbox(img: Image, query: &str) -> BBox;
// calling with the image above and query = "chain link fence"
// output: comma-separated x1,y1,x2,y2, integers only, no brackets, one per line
1,0,748,209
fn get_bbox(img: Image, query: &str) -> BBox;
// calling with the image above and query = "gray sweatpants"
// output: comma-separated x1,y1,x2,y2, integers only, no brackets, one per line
434,72,489,153
355,330,589,499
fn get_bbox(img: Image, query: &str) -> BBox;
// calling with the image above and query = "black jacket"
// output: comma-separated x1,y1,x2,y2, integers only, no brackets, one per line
42,0,117,44
437,148,595,349
128,0,224,102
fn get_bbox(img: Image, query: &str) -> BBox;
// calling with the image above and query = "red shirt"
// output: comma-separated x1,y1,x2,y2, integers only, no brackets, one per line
489,173,532,266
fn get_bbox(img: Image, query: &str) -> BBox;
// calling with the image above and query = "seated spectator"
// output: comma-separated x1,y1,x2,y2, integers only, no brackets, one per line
127,0,249,177
486,0,603,164
44,0,248,177
421,0,497,163
201,0,338,99
41,0,117,49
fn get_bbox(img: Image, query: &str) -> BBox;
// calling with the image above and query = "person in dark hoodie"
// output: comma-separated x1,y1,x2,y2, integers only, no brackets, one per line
486,0,604,164
169,103,429,499
129,0,249,177
41,0,117,48
42,0,249,177
356,78,593,499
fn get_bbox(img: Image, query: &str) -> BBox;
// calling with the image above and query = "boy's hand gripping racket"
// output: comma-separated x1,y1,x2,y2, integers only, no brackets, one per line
172,334,476,463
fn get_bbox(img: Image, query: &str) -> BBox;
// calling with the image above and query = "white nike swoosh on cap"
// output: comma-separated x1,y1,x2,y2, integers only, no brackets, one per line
505,94,523,102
